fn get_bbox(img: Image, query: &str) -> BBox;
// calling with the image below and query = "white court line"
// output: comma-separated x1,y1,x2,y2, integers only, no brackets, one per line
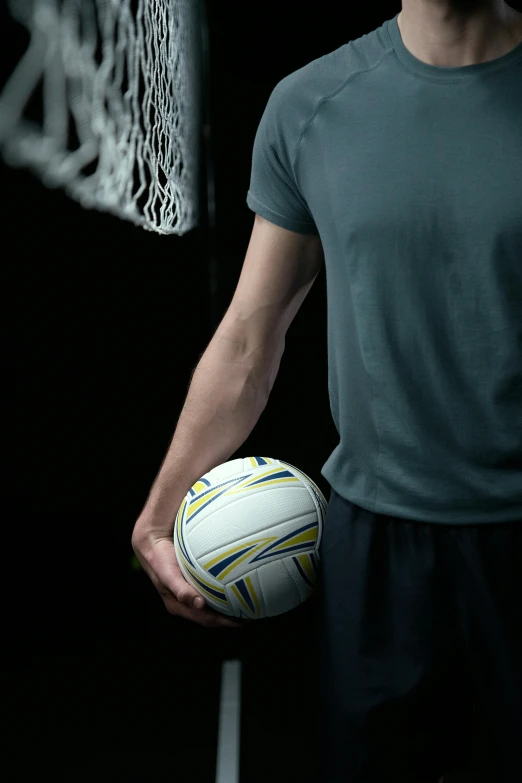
215,659,242,783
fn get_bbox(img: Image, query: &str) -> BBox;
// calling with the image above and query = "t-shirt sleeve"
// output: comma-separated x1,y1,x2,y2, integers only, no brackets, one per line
246,80,319,236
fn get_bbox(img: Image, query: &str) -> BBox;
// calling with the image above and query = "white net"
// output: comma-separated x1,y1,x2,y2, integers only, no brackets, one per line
0,0,201,235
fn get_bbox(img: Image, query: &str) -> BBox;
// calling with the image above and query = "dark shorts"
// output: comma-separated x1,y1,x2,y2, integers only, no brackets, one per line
317,488,522,783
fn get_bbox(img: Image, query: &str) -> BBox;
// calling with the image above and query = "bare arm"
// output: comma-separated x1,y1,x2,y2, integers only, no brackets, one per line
137,214,324,526
131,215,324,626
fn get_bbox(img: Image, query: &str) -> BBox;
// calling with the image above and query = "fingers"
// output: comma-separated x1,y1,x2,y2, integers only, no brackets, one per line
163,593,244,628
132,530,246,628
175,584,205,610
148,538,201,604
147,548,244,627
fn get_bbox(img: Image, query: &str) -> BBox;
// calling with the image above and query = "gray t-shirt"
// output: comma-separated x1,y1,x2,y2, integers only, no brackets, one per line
247,13,522,524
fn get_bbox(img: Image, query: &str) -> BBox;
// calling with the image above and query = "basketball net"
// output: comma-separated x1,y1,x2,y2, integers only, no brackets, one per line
0,0,201,235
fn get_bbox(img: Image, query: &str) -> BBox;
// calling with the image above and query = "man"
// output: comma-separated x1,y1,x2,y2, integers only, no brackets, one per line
132,1,522,781
398,0,522,65
309,3,522,781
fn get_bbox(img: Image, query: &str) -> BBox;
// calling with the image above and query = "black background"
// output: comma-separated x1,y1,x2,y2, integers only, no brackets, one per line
2,1,505,780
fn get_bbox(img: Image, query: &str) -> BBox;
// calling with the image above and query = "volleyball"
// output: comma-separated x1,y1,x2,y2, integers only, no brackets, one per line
173,456,327,620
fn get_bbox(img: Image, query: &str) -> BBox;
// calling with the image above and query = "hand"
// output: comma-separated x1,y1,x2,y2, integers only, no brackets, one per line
131,521,246,628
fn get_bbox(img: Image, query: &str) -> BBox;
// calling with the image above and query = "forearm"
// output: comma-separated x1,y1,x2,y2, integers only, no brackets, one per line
140,323,284,523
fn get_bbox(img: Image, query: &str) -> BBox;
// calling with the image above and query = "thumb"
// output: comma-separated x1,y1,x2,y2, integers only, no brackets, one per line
151,537,206,608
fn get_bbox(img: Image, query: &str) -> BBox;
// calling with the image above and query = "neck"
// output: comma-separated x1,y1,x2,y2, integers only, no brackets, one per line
398,0,522,67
